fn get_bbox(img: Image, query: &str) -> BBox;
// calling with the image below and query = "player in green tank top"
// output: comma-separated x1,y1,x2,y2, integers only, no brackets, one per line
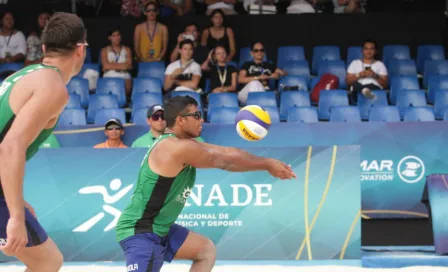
116,96,296,272
0,13,87,271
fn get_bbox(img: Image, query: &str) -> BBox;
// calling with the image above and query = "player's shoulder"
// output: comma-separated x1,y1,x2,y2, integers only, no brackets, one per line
19,68,67,96
155,136,198,153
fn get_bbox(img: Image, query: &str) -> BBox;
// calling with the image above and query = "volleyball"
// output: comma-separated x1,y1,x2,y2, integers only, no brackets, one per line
235,105,271,141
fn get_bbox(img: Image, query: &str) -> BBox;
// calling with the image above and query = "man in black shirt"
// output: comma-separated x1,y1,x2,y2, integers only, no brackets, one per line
169,23,209,65
238,41,286,103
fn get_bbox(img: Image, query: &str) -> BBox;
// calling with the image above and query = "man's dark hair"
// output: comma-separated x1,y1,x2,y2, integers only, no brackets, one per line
164,96,198,128
41,12,86,55
108,28,120,37
362,39,377,50
145,1,159,11
250,41,264,51
179,39,195,49
185,22,199,31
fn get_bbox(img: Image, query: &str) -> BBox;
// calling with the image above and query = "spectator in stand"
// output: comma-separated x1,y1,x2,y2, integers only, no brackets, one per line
0,11,26,63
25,12,50,66
101,28,133,97
170,23,208,65
160,0,193,16
133,2,168,62
333,0,365,13
346,39,388,103
238,41,286,104
201,45,237,97
94,119,128,148
40,134,60,149
164,39,202,93
244,0,278,14
201,9,236,61
204,0,237,15
287,0,318,14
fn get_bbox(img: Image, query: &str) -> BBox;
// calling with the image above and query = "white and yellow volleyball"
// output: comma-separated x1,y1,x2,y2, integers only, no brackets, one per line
235,105,271,141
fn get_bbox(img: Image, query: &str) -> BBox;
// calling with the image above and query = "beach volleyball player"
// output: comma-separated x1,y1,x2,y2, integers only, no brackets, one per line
116,96,296,272
0,13,87,271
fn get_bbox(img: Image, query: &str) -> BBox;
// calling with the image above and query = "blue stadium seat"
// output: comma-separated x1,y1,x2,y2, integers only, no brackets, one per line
0,63,24,73
388,59,417,77
131,92,163,121
278,75,309,91
263,106,280,124
87,94,119,123
424,60,448,88
368,106,400,122
132,108,150,125
396,89,427,119
57,109,87,127
96,78,126,107
417,45,445,74
357,90,388,120
403,107,435,122
434,90,448,119
239,47,267,68
138,62,165,84
66,77,89,108
317,90,349,120
383,45,410,66
389,75,419,105
279,91,311,121
94,108,127,125
318,60,347,89
209,107,239,124
330,106,361,122
171,91,202,109
347,46,362,65
444,108,448,121
277,46,305,68
208,92,238,108
312,46,341,75
204,79,210,93
246,92,277,107
287,107,318,123
281,61,310,80
66,94,82,109
77,63,100,77
132,77,162,102
428,75,448,104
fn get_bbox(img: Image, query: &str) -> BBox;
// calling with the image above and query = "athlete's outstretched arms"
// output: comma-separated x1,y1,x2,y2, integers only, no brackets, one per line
0,70,68,255
173,139,296,180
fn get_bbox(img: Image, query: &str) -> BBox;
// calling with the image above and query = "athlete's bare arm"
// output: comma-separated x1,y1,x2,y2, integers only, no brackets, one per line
150,138,295,180
0,70,68,222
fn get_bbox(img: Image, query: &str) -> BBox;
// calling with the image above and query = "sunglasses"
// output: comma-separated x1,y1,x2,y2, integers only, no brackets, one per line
252,48,264,53
106,127,122,131
181,111,202,120
77,42,89,47
151,114,164,121
146,8,158,13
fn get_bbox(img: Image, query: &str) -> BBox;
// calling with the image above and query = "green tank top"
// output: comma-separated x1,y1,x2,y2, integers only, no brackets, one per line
116,133,197,241
0,64,60,161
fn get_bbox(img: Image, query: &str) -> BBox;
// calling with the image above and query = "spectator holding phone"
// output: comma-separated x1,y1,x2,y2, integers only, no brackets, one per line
346,39,388,103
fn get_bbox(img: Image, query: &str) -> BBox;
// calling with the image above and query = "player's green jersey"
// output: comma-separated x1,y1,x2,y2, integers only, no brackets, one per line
116,133,196,240
0,64,60,161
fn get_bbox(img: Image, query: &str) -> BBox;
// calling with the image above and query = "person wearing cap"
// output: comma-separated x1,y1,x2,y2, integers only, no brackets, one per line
132,104,205,148
94,118,128,148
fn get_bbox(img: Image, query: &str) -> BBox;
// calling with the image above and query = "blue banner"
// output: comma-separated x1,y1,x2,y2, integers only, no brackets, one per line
1,146,360,262
54,123,444,219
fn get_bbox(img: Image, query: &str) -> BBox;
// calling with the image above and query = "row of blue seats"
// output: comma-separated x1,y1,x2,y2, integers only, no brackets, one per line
58,103,447,127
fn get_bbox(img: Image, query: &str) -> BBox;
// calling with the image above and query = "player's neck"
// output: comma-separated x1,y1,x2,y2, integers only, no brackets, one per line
42,57,74,84
165,128,189,139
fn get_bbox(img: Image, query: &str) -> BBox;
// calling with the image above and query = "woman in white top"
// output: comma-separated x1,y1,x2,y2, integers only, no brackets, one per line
0,12,26,63
101,29,133,97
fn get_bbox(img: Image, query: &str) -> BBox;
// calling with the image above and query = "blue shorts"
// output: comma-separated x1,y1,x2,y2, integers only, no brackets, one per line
119,224,189,272
0,198,48,247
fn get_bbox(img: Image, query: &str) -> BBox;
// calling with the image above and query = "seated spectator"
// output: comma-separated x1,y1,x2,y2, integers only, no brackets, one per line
244,0,278,14
25,12,50,66
238,41,286,104
201,45,237,96
170,23,208,65
346,39,388,103
0,12,26,63
121,0,152,17
133,2,168,62
164,40,202,93
160,0,193,16
204,0,237,15
201,9,236,61
287,0,318,14
94,119,128,148
101,28,133,97
40,134,60,149
333,0,365,13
